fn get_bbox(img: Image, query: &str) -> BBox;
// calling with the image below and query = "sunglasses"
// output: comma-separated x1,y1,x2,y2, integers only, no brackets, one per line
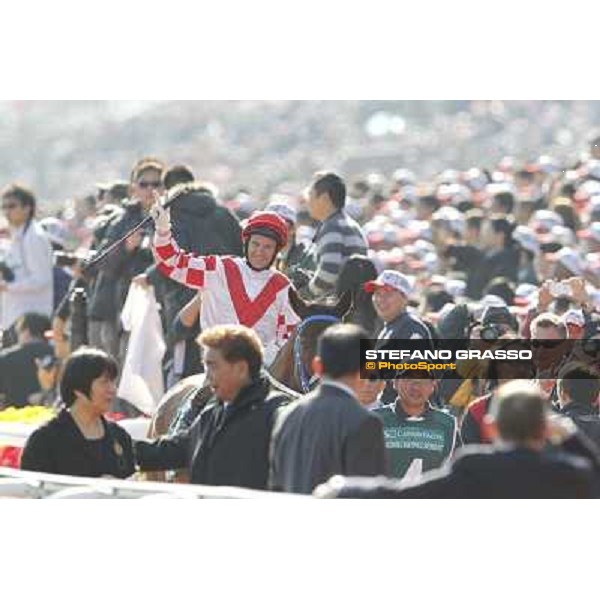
137,181,162,189
531,340,563,349
1,203,18,211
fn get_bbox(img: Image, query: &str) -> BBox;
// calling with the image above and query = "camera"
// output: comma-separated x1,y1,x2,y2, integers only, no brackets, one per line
54,251,80,268
0,261,15,283
480,323,501,341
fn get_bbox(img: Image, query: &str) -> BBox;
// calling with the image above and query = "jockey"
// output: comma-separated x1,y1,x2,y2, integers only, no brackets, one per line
150,198,300,365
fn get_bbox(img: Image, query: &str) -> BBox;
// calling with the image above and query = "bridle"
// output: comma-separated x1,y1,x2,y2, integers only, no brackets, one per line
292,314,340,393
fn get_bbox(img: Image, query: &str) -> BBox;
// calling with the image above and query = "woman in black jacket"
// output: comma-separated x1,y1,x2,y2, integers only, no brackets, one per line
20,347,135,478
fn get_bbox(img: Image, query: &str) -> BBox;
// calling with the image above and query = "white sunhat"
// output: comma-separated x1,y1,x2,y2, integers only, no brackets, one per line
363,269,413,297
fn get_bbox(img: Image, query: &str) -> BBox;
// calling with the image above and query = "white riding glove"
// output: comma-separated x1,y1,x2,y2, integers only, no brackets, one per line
150,200,171,233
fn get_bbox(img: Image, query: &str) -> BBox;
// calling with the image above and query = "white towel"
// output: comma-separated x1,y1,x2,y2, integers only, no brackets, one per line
118,284,166,415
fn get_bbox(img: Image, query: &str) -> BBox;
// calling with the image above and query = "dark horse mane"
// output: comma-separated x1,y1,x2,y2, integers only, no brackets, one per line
336,254,381,336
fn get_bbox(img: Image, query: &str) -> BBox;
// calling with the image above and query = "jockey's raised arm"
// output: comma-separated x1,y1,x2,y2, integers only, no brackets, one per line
149,198,300,365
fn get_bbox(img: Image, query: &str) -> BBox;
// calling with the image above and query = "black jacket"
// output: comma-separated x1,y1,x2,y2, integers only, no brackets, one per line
269,382,387,494
87,200,154,322
20,409,136,478
326,434,600,499
135,376,290,490
560,402,600,451
466,245,520,300
0,339,54,408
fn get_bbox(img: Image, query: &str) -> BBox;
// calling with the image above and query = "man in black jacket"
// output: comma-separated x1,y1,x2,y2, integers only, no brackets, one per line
134,325,291,490
557,363,600,450
269,324,387,494
87,157,166,359
0,312,52,408
466,215,519,300
316,381,600,498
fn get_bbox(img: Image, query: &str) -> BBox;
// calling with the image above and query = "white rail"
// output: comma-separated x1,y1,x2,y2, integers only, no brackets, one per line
0,467,305,499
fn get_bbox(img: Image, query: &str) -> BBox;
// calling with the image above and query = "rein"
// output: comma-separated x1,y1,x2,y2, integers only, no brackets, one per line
293,314,340,393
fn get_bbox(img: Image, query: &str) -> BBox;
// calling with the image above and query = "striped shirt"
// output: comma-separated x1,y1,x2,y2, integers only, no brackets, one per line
306,210,368,299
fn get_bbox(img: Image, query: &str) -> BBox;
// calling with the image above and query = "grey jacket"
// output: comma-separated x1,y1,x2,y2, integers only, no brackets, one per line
269,381,387,494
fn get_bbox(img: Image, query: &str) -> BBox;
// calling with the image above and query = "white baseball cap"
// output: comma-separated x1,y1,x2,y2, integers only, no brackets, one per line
551,247,584,276
364,269,413,297
562,309,585,328
513,225,540,255
531,210,564,232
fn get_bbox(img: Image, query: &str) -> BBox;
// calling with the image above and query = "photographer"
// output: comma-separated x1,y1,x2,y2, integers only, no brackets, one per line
0,183,53,344
87,157,165,360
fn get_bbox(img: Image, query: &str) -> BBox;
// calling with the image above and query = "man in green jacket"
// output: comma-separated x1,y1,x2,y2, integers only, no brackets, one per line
374,368,459,481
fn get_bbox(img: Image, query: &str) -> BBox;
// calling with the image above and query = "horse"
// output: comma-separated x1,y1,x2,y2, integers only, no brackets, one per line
142,372,209,482
147,287,352,435
335,254,381,336
269,287,353,393
144,258,377,442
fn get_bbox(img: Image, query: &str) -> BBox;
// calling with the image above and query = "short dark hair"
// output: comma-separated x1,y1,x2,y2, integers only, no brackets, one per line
483,277,516,306
418,194,440,212
163,164,195,190
60,347,118,408
108,181,130,202
490,214,516,247
492,382,547,444
424,289,454,313
2,182,37,219
493,191,515,214
312,171,346,209
465,209,484,230
198,325,263,379
130,156,165,183
317,323,369,378
559,363,600,406
15,312,51,339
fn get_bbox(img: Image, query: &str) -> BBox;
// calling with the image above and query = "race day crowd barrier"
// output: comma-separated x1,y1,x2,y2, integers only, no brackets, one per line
0,466,304,499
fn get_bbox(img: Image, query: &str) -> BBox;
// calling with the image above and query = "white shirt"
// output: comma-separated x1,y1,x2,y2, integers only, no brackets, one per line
153,229,300,365
1,220,53,329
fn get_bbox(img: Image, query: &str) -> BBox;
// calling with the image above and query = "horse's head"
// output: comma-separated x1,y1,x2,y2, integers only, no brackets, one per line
336,255,381,335
288,286,353,321
269,288,353,393
292,287,354,392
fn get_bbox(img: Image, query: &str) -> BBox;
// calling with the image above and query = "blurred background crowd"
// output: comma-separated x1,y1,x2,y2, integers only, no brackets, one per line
0,100,599,421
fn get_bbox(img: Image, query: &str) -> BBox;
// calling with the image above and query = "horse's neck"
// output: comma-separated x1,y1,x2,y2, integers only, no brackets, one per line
268,336,296,390
347,304,379,337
